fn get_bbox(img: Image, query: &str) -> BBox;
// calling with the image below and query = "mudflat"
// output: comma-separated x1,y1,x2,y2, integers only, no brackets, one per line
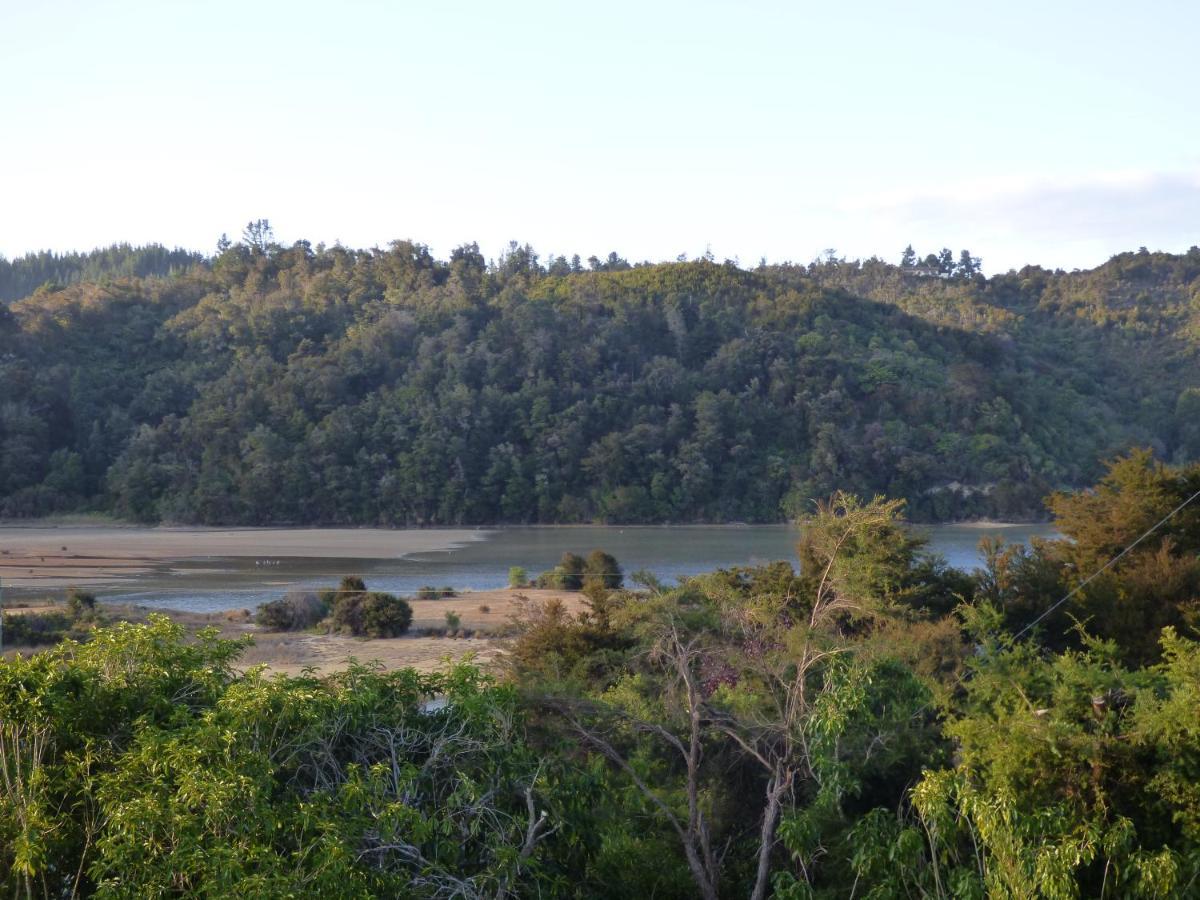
0,525,486,588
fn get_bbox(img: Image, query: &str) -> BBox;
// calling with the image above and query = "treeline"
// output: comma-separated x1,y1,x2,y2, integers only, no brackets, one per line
0,243,202,302
1,234,1198,524
3,455,1199,896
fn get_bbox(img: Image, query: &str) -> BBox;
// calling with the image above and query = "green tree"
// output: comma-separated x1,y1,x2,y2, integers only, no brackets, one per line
893,618,1200,898
584,549,623,589
0,618,583,895
558,552,586,590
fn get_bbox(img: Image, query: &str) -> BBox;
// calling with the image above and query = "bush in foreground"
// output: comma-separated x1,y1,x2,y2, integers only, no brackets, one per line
0,617,582,896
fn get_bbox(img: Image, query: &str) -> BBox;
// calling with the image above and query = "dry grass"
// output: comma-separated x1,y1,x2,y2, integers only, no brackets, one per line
1,588,586,674
404,588,579,632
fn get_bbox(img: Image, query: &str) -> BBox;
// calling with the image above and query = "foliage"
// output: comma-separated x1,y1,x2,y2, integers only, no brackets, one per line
0,617,582,896
4,463,1200,895
417,585,457,600
982,451,1200,664
0,243,202,302
254,590,329,631
4,242,1199,524
879,626,1200,899
330,591,413,638
1,610,76,646
65,588,96,620
508,495,958,897
584,549,623,589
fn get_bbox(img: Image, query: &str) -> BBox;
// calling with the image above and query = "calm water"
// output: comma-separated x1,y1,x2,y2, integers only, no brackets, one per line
105,523,1057,613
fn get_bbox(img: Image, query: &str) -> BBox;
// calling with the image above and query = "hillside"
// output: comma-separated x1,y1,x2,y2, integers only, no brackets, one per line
1,240,1198,524
0,243,202,302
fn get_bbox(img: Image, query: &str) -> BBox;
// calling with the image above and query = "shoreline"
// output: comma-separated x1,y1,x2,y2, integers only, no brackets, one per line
0,525,490,590
0,520,1056,592
1,517,1051,532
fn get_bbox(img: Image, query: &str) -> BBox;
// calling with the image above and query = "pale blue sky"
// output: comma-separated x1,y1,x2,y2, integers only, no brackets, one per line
2,0,1197,272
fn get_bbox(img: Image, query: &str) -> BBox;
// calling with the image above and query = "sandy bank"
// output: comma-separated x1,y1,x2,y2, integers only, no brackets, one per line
0,525,488,588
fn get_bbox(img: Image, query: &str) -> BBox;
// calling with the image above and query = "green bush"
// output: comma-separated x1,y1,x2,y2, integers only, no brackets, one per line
508,566,527,588
558,553,585,589
255,591,329,631
417,585,458,600
584,550,622,589
535,551,624,590
533,567,564,589
536,553,588,589
3,610,74,646
332,591,413,638
629,568,664,592
444,610,461,632
0,616,579,896
66,587,97,620
338,575,366,594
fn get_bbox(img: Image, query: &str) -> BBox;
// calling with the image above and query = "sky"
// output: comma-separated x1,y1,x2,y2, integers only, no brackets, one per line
1,0,1197,273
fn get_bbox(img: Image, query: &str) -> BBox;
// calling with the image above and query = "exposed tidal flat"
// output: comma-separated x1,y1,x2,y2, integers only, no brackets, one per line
0,521,1057,611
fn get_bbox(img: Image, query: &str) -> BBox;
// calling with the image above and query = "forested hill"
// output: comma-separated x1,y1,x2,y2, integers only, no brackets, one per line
0,243,203,302
1,238,1198,525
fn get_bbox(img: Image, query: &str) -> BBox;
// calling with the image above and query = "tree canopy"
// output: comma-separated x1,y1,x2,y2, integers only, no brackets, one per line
2,238,1198,524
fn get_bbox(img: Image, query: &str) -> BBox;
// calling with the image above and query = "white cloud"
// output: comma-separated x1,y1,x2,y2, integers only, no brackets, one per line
838,170,1200,271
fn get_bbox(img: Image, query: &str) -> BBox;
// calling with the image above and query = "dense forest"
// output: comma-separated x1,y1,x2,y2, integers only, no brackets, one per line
0,243,202,302
2,227,1198,524
3,454,1200,896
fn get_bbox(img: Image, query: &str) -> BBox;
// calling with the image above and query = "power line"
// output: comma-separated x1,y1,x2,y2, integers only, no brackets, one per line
1011,486,1200,642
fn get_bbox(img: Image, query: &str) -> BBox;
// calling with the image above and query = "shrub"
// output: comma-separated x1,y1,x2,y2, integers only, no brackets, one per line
582,580,615,630
332,591,412,638
0,619,558,896
533,568,561,589
630,568,664,593
444,610,461,632
417,585,458,600
508,566,527,588
584,549,623,589
3,610,73,646
254,600,289,631
359,593,414,638
66,587,97,620
338,575,367,594
558,553,585,589
255,591,329,631
534,552,622,590
478,604,491,614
